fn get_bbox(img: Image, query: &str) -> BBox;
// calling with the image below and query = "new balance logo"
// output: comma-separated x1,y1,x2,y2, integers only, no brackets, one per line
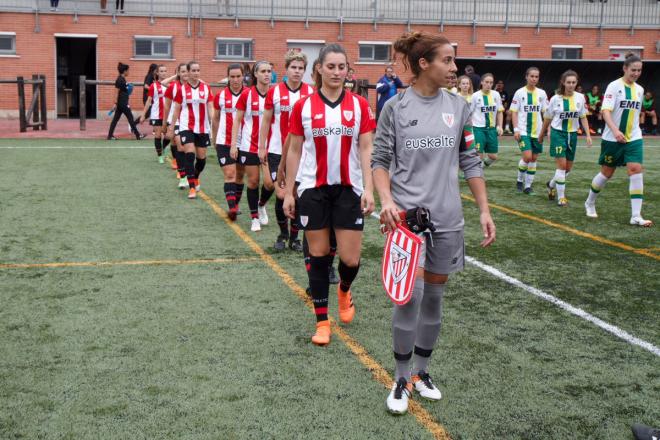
409,120,418,126
314,114,323,120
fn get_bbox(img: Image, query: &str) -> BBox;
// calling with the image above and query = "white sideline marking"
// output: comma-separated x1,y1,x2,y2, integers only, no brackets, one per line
465,256,660,357
370,212,660,357
0,146,152,149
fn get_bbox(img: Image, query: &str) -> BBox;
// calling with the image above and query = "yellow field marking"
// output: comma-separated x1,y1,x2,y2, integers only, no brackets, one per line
198,190,451,440
461,194,660,262
0,257,259,270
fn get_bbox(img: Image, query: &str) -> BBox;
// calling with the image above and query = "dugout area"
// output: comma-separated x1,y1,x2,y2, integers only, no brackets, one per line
456,59,660,99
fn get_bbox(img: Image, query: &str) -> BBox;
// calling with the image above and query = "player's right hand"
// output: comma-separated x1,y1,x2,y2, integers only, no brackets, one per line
230,145,238,160
283,194,296,219
513,132,521,142
379,199,401,233
613,129,626,143
258,147,267,165
276,165,286,190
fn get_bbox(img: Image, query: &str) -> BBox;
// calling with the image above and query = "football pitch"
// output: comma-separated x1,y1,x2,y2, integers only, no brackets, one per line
1,137,658,440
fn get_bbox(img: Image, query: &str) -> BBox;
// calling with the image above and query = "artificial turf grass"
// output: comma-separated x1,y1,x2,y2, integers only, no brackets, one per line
1,138,659,439
0,265,433,440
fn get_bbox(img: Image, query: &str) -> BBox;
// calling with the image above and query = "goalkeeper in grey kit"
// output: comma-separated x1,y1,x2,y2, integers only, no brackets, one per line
371,31,496,415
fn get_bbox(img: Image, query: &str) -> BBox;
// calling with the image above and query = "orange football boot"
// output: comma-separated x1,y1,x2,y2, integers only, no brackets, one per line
311,320,331,346
337,286,355,324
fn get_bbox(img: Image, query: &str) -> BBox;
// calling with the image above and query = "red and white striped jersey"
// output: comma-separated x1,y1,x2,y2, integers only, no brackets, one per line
164,80,182,125
265,82,315,155
213,87,243,146
174,81,213,134
236,86,269,153
289,91,376,196
148,81,166,120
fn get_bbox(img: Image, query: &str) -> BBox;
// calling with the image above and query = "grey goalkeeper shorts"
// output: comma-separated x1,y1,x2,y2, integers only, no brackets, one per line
417,230,465,275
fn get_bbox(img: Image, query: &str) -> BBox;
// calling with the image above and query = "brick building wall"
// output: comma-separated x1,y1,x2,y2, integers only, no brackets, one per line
0,11,658,118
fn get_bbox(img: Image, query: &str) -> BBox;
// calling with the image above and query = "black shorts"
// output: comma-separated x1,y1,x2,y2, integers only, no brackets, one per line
266,153,281,181
150,119,163,126
215,144,236,167
298,185,364,231
238,150,260,166
179,131,210,148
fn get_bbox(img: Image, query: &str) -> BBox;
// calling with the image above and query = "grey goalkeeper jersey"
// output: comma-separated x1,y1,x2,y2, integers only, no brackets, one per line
371,87,483,232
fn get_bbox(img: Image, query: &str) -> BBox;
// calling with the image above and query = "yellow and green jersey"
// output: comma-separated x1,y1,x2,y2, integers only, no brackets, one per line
470,90,504,128
602,78,644,143
544,92,587,133
510,86,548,138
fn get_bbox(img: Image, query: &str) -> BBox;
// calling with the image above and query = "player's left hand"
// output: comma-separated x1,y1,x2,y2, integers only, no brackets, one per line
480,211,496,248
361,190,375,216
586,136,593,147
496,126,503,137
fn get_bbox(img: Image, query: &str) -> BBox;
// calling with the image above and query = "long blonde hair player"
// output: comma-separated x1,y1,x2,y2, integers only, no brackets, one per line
372,32,495,415
258,50,314,251
211,63,244,220
538,70,591,206
283,44,376,347
584,54,651,226
457,75,473,103
230,61,272,232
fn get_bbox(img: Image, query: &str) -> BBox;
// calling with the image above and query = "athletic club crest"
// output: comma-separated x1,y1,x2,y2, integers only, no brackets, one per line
300,215,308,227
382,225,423,305
389,242,411,284
343,110,353,121
220,157,226,164
442,113,455,128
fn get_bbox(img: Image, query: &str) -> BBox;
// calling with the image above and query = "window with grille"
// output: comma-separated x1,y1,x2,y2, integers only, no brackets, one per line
0,34,16,55
358,43,391,62
134,37,172,59
551,47,582,60
216,39,253,60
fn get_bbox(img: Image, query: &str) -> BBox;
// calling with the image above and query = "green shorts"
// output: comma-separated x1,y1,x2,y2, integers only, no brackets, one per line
474,126,498,154
599,139,644,167
518,135,543,154
549,128,577,162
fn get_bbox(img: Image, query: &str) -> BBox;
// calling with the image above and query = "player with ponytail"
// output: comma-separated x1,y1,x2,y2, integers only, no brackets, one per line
372,31,495,415
584,53,652,226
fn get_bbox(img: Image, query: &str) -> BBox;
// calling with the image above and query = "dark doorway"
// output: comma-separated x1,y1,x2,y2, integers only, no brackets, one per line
456,59,659,99
56,37,96,118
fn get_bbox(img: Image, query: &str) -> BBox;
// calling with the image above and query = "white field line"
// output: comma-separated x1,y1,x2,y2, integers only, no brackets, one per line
369,212,660,357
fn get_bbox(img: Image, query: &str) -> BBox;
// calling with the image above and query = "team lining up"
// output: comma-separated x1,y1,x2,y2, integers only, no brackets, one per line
133,32,651,416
